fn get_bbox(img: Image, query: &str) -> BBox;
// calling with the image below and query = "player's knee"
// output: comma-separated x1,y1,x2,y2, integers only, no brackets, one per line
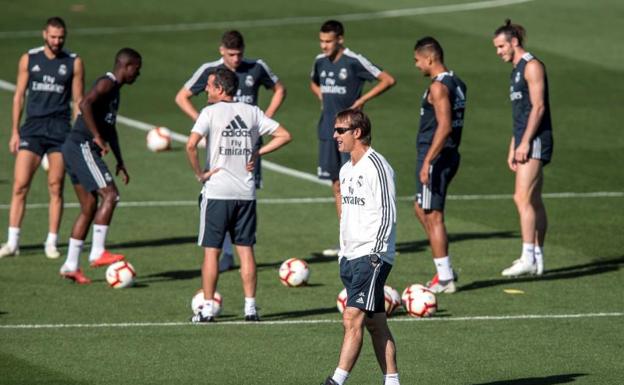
47,180,64,197
513,192,530,206
101,188,120,204
12,182,31,199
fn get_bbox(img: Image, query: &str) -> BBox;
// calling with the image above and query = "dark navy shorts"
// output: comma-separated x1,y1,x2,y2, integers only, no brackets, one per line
198,197,256,248
516,133,553,166
340,254,392,313
318,139,350,181
416,151,460,211
62,139,114,192
18,118,70,156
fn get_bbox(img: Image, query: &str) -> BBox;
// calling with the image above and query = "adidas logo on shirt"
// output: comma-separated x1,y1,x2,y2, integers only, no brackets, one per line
222,115,251,137
32,65,41,72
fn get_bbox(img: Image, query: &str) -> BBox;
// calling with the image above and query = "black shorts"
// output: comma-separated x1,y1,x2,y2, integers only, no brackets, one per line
198,197,256,248
340,254,392,313
318,139,350,181
62,139,114,192
526,134,553,166
416,151,460,211
18,118,70,156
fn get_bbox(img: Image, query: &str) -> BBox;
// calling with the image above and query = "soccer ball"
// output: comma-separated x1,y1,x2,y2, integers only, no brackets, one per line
105,261,136,289
146,126,172,152
336,288,348,313
40,153,49,171
384,285,401,316
402,284,437,317
191,289,222,316
278,258,310,287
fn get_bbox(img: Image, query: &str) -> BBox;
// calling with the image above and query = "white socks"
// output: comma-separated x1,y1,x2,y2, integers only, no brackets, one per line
61,238,84,272
434,256,453,281
45,232,58,246
7,227,20,249
534,245,544,266
244,297,257,316
521,243,535,264
88,224,108,261
384,373,400,385
331,368,349,385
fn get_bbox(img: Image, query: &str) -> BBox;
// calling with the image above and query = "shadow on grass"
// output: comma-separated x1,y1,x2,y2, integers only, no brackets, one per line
472,373,588,385
16,235,197,253
0,352,86,385
396,231,516,255
263,306,337,320
458,256,624,292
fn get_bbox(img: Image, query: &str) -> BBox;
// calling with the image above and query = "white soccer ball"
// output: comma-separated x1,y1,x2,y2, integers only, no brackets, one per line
336,288,348,314
146,126,172,152
191,289,222,316
40,153,49,171
402,284,437,318
384,285,401,316
278,258,310,287
105,261,136,289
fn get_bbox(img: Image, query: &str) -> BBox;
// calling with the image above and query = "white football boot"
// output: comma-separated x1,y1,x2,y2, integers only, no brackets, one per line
44,243,61,259
0,243,19,258
502,258,537,277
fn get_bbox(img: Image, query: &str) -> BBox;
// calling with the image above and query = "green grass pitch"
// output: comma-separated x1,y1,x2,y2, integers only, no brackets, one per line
1,0,623,384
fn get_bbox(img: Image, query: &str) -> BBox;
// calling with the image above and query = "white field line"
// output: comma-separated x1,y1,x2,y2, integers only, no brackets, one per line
1,312,622,330
0,0,534,39
0,192,623,210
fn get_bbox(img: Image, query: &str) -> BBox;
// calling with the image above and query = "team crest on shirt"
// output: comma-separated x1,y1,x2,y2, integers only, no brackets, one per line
245,75,254,87
515,72,521,83
58,64,67,76
357,175,363,187
328,71,334,77
338,68,348,80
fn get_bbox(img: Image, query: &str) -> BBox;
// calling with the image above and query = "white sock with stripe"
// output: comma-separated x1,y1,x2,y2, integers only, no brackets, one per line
384,373,400,385
7,227,20,249
521,243,535,264
88,224,108,262
434,256,453,281
332,368,349,385
61,238,84,272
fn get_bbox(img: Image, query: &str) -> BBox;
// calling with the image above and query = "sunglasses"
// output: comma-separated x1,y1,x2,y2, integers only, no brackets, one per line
334,127,355,134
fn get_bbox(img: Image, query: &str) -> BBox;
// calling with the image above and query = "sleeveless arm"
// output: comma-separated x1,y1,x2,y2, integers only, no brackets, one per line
71,56,85,122
9,54,29,154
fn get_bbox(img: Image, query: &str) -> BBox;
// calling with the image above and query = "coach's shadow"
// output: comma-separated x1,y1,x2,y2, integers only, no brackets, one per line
472,372,588,385
397,231,516,254
459,256,624,292
263,306,337,320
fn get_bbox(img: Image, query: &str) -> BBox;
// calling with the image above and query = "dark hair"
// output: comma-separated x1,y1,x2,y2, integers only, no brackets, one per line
414,36,444,63
320,20,344,37
494,19,526,46
221,30,245,50
335,109,372,145
212,68,239,97
115,48,142,65
45,17,66,30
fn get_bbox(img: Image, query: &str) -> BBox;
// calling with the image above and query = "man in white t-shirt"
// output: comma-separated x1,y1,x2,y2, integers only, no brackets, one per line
322,109,400,385
185,68,291,322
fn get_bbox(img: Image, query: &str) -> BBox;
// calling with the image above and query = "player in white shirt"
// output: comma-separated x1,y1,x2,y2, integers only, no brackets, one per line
323,109,400,385
185,68,291,322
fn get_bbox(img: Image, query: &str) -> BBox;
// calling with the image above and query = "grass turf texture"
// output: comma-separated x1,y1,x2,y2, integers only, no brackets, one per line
1,0,623,384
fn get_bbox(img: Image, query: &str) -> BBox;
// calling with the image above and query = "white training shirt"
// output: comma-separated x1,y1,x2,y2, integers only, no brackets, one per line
339,147,397,264
191,101,279,200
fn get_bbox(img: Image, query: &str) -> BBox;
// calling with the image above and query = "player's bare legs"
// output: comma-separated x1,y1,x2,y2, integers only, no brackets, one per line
46,152,65,235
93,184,119,225
337,307,366,372
414,203,456,292
503,158,544,276
364,313,398,374
9,150,40,228
236,244,260,320
235,245,257,298
70,184,97,240
201,247,220,300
